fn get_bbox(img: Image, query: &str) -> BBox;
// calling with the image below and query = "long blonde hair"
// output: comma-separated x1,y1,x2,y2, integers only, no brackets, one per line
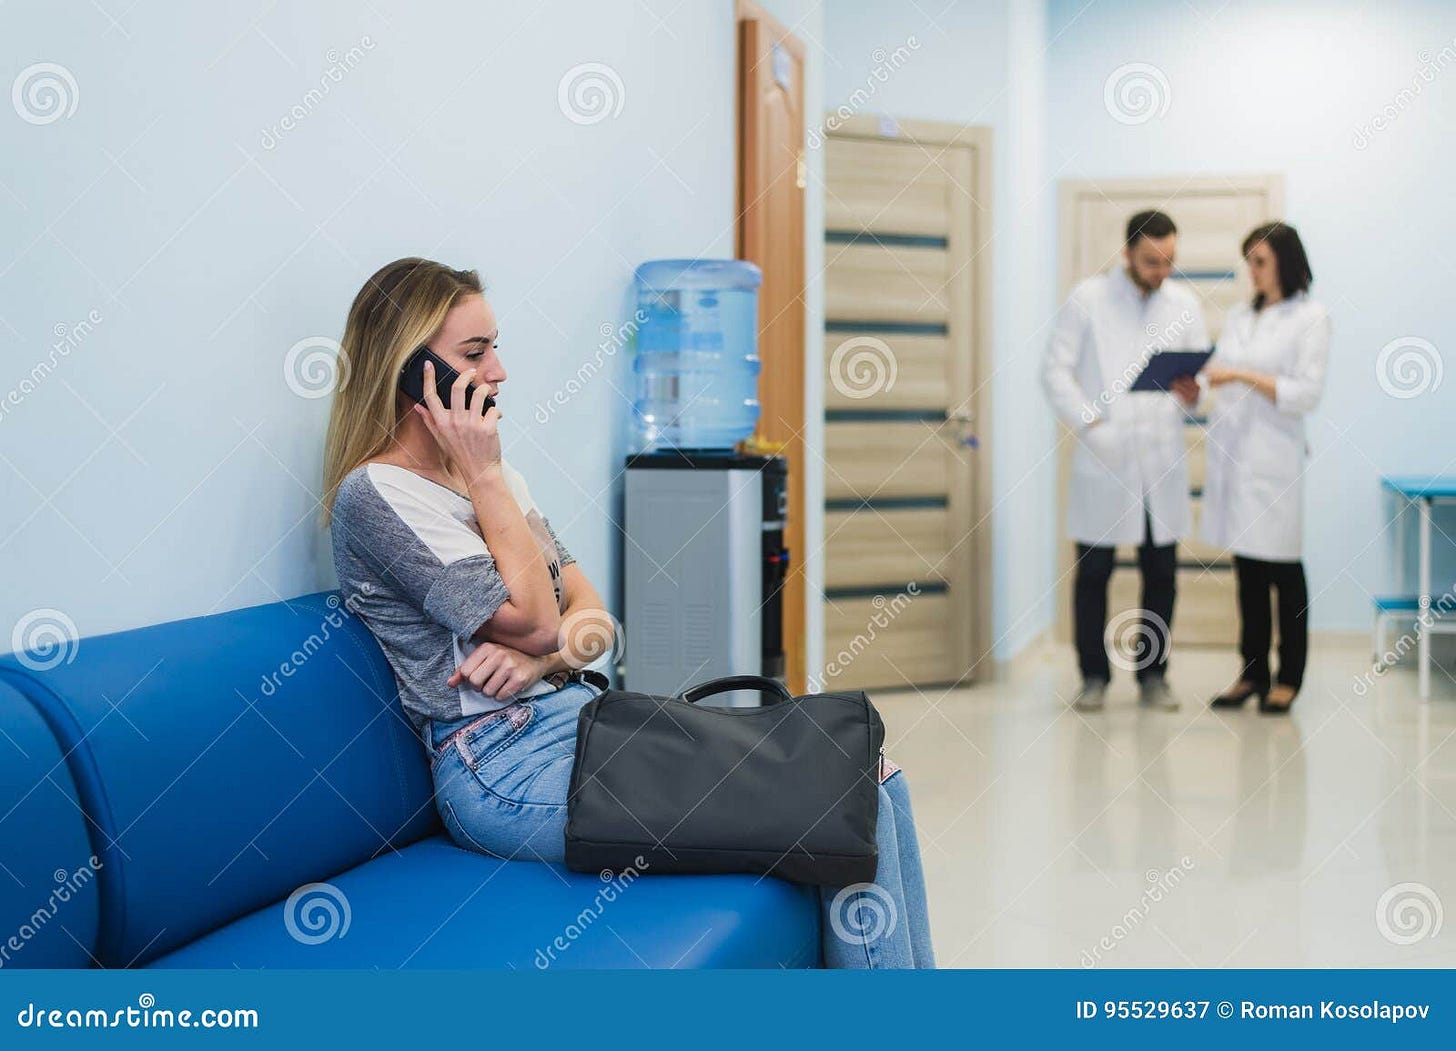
319,257,483,529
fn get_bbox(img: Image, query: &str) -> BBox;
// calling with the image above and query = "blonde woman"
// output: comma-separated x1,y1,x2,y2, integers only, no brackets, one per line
320,258,934,968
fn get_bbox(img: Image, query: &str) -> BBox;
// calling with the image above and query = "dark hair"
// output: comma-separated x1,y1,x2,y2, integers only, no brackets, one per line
1125,209,1177,248
1241,221,1312,308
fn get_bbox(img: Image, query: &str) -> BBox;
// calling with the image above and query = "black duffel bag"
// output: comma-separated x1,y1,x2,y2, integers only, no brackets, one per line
564,675,885,886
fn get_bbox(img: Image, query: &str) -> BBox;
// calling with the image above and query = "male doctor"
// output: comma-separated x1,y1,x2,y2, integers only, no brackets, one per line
1042,210,1208,712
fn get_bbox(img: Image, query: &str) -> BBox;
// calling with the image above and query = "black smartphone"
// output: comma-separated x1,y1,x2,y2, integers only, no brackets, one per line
399,345,496,412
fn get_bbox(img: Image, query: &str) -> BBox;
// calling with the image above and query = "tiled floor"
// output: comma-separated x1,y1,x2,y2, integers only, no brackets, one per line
876,637,1456,968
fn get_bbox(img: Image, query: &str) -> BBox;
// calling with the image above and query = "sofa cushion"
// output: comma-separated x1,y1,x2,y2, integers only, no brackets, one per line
0,681,101,968
0,591,437,967
148,835,820,969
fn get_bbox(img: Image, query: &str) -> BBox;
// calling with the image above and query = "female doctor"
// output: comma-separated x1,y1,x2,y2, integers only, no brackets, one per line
1201,222,1330,714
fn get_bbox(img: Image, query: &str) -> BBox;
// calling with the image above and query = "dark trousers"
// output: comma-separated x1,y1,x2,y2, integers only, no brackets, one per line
1234,555,1309,691
1073,512,1176,683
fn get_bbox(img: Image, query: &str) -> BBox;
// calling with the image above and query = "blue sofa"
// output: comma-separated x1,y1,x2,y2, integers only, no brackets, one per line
0,591,819,968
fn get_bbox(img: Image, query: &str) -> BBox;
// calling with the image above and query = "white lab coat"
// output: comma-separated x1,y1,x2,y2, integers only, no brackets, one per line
1200,293,1331,562
1042,268,1210,547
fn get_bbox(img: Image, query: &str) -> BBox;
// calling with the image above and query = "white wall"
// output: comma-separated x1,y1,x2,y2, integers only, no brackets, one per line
1046,0,1456,629
824,0,1058,661
1,2,772,647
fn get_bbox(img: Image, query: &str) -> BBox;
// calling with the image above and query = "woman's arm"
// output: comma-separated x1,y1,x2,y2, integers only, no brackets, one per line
411,362,561,652
1204,306,1330,411
448,563,616,696
1205,365,1277,401
464,467,560,653
550,563,615,668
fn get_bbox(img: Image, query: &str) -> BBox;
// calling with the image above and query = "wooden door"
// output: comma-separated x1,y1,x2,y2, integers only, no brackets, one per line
1055,175,1285,646
820,117,994,691
736,0,807,692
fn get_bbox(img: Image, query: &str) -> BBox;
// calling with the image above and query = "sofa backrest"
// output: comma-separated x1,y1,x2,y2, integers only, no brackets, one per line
0,590,438,966
0,680,101,968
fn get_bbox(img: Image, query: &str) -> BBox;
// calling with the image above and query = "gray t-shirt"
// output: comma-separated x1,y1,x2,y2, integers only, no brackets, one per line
329,460,574,735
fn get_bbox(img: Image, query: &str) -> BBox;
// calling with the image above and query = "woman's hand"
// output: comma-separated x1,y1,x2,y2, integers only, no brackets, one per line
413,359,502,483
1204,364,1278,401
449,640,549,700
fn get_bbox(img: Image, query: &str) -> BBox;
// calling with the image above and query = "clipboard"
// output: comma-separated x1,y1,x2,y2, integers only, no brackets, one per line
1128,348,1214,392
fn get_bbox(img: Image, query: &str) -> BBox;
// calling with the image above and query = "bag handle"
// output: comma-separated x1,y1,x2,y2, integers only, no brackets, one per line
679,675,794,706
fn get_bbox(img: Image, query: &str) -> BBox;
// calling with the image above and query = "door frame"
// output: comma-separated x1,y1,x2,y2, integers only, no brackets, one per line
735,0,808,691
823,114,996,682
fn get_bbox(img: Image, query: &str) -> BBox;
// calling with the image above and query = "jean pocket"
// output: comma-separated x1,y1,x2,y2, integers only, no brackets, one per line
438,798,508,858
454,704,534,771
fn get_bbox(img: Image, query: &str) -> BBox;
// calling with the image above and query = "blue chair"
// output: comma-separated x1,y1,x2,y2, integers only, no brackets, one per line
0,592,819,969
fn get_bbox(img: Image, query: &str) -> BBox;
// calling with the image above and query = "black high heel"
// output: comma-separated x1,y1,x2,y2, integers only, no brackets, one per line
1210,680,1265,709
1259,685,1298,714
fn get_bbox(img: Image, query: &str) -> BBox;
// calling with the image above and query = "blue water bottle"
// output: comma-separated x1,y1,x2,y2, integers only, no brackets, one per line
631,259,763,449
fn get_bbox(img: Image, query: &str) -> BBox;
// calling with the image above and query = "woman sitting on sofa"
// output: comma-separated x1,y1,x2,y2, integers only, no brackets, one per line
319,257,934,969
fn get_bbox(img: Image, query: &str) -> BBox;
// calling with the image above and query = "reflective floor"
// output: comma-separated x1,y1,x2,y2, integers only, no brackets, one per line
878,637,1456,968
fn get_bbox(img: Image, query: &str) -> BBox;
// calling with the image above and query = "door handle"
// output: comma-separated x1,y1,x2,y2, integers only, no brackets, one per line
944,410,978,448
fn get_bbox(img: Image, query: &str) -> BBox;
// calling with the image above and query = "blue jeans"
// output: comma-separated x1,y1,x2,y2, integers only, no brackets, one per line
426,680,935,969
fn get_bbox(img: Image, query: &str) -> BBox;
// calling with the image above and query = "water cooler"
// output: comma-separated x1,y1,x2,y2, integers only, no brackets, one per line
622,258,786,702
623,449,788,700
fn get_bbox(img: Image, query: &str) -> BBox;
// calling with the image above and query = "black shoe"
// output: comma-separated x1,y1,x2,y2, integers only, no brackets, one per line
1258,685,1298,714
1072,678,1108,712
1210,679,1265,709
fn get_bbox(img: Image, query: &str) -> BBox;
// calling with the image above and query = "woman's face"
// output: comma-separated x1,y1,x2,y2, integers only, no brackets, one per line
428,293,506,399
1244,240,1281,301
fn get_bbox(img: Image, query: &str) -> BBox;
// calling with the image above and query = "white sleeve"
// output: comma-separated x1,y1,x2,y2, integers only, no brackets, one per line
1274,304,1331,416
1042,289,1096,429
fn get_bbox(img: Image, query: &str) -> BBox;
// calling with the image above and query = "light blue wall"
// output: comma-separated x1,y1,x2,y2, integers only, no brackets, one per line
824,0,1058,660
1046,0,1456,629
1,2,752,641
9,0,1445,662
